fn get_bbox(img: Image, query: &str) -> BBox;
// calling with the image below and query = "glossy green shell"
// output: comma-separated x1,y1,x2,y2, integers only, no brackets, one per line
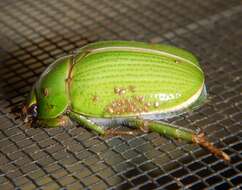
71,41,205,117
35,56,70,119
34,41,206,119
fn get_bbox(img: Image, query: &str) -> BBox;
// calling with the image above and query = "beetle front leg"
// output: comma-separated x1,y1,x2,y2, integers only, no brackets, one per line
34,115,72,128
125,118,230,162
68,111,105,135
68,111,139,136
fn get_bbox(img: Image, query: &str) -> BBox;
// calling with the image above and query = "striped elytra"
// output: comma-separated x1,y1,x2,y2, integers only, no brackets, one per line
69,41,205,118
34,41,205,119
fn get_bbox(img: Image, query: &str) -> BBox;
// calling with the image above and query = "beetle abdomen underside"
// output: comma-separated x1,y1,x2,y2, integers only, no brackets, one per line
70,42,205,118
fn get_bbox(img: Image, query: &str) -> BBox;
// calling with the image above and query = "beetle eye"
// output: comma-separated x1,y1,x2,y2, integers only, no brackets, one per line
28,104,38,118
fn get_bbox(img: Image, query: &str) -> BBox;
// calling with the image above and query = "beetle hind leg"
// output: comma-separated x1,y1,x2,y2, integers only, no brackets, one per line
125,118,230,161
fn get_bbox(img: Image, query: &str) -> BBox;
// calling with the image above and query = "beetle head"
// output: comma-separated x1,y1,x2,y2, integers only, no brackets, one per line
21,87,38,125
21,103,38,124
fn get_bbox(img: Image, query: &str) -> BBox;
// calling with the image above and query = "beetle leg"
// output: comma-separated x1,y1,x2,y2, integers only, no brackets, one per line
126,118,195,141
68,111,106,135
125,118,230,162
34,115,72,128
68,111,141,136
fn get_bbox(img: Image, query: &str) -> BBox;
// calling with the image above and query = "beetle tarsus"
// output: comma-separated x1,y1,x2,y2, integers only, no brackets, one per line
192,132,230,162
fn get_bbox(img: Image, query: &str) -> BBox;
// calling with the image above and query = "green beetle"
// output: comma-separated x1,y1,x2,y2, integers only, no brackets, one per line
22,41,229,161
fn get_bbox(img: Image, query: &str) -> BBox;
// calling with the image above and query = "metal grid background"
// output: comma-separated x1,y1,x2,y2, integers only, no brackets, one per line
0,0,241,189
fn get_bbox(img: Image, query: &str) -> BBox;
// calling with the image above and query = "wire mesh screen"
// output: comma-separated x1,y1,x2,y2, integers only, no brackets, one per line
0,0,241,189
